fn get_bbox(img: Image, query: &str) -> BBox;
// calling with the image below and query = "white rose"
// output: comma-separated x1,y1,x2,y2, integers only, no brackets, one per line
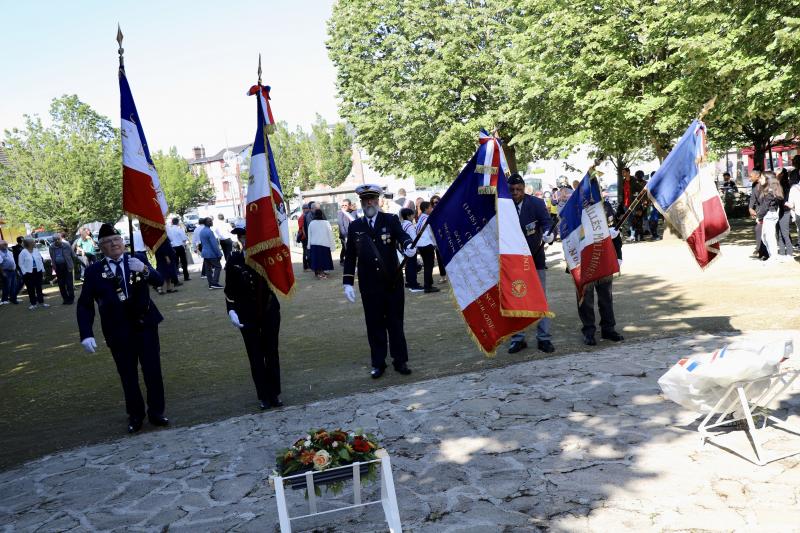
332,441,338,448
304,440,312,448
312,449,332,471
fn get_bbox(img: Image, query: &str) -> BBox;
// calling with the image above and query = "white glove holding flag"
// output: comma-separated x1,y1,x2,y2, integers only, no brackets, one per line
127,257,146,272
344,285,356,303
228,310,244,329
542,232,555,244
403,245,416,258
609,227,620,239
81,337,97,354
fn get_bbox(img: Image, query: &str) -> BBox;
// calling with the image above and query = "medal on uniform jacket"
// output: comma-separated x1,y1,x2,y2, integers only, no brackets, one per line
525,221,537,236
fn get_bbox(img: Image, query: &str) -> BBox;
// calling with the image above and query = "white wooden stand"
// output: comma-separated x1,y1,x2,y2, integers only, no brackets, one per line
698,369,800,465
271,449,402,532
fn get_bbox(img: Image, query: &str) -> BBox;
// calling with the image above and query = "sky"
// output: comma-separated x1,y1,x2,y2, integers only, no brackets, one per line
0,0,341,158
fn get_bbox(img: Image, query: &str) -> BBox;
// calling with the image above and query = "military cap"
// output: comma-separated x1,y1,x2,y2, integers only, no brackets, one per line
98,223,119,240
355,184,383,199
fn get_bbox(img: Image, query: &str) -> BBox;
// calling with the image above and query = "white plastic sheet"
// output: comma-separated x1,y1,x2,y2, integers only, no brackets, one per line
658,338,794,413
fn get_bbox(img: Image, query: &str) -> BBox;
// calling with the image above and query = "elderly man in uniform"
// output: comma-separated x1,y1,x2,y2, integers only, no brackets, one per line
507,173,556,354
76,223,168,433
224,220,283,409
343,184,416,378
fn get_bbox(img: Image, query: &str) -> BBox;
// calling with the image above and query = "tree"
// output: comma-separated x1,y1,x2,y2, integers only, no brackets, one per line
0,95,121,234
308,115,353,187
328,0,518,184
153,147,213,217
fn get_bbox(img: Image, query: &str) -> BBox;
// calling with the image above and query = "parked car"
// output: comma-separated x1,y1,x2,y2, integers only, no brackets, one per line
183,213,200,232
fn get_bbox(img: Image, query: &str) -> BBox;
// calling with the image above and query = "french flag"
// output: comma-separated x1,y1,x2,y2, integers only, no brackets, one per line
647,120,730,268
558,173,619,299
119,65,168,251
244,86,295,296
427,131,551,355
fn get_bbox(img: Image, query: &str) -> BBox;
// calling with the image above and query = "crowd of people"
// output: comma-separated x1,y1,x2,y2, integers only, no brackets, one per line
747,154,800,262
296,189,448,292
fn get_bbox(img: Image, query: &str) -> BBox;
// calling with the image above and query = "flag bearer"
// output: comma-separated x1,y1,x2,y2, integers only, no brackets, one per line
343,184,416,379
224,220,283,409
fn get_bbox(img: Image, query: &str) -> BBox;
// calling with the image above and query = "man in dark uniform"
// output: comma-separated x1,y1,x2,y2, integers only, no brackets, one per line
76,223,168,433
343,184,416,378
224,220,282,410
578,199,625,346
507,173,556,354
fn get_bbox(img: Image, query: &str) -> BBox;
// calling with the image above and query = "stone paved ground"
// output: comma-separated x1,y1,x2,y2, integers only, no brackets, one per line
2,330,800,532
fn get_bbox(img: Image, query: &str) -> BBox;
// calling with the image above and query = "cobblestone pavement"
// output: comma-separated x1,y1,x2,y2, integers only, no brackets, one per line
2,330,800,532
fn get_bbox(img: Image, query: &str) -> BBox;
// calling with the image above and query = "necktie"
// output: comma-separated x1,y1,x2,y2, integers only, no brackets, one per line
111,259,128,297
369,218,374,229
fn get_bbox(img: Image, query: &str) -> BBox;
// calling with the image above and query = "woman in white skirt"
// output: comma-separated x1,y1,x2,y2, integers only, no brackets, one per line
307,209,335,279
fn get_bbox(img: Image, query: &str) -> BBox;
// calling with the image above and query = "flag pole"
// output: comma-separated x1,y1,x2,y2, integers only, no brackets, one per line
117,25,135,254
613,97,716,231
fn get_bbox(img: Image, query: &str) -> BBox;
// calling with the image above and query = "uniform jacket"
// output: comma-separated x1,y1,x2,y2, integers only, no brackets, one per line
49,241,78,272
343,212,413,292
515,194,552,270
224,251,279,326
76,252,164,348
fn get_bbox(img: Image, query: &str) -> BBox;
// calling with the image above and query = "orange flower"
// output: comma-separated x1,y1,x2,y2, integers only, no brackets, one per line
299,450,316,465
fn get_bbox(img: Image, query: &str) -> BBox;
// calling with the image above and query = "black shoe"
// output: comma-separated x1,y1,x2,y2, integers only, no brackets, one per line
537,340,555,353
259,401,270,410
394,364,412,375
583,335,597,346
424,286,441,293
148,415,170,427
508,339,528,354
370,366,385,379
175,282,183,287
601,331,625,342
267,396,284,407
208,284,224,290
128,418,143,434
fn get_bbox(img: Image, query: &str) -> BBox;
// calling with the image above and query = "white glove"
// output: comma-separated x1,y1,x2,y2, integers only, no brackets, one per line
81,337,97,353
403,246,416,258
127,257,146,272
609,227,620,239
344,285,356,303
542,232,555,244
228,310,244,329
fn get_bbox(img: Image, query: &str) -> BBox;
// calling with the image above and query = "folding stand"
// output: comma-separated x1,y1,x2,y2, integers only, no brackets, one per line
271,449,402,532
698,369,800,465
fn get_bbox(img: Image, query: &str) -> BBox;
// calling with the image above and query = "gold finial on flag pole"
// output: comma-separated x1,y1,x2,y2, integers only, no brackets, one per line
258,53,262,85
117,24,124,69
698,96,716,121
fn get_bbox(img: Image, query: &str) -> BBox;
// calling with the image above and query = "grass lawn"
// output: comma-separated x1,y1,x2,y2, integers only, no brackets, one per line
1,219,798,469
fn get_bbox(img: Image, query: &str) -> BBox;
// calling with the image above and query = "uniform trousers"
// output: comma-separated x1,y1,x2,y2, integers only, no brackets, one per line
220,238,233,262
173,245,190,280
54,263,75,303
577,278,616,337
360,284,408,369
239,304,282,401
110,326,165,420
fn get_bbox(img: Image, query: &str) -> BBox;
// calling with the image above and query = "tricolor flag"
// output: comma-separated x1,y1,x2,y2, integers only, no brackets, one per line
476,130,510,194
647,120,730,268
245,84,295,296
427,131,551,355
119,64,168,250
247,84,289,246
558,173,619,299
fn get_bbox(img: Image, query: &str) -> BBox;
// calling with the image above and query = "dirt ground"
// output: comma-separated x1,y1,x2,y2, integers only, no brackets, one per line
1,219,798,469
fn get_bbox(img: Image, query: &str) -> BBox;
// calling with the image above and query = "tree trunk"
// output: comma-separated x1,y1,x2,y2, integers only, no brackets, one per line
504,142,518,175
751,138,768,172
